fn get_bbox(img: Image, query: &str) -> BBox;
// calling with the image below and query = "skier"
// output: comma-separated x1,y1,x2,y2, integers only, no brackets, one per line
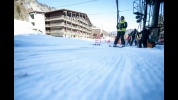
113,16,128,47
130,29,138,46
126,33,131,46
138,28,151,48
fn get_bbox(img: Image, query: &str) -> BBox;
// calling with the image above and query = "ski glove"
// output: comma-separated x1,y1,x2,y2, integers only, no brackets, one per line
116,24,123,29
116,25,119,29
120,24,123,29
116,22,127,29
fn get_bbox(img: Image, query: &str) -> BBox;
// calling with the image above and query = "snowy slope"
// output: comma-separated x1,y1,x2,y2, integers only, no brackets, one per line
14,19,41,35
14,34,164,100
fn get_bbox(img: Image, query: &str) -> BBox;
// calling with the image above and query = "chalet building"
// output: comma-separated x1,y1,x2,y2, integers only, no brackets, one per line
28,11,46,33
28,9,111,39
91,28,109,39
45,9,92,38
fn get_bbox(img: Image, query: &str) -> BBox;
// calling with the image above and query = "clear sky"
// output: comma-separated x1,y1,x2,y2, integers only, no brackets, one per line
38,0,140,32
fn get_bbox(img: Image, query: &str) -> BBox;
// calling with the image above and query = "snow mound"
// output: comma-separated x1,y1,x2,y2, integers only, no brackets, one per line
14,19,40,35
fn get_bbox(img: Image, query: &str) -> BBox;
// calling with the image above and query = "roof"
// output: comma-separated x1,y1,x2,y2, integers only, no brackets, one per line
28,11,45,14
45,9,87,15
45,9,92,25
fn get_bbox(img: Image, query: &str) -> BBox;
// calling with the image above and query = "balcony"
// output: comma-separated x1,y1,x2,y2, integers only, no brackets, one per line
45,16,90,30
46,30,64,33
77,18,88,25
51,33,64,37
45,15,65,21
45,23,65,27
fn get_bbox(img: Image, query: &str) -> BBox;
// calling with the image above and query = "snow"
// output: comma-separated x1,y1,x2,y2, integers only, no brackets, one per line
14,34,164,100
14,19,41,35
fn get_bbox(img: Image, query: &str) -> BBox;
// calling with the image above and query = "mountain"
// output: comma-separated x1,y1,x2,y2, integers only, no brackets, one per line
14,0,56,21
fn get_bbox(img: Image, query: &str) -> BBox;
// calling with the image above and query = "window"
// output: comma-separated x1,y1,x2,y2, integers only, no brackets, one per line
30,14,34,19
32,22,35,26
93,34,97,36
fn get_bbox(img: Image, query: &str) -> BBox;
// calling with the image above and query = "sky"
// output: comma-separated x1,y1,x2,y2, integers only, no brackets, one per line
14,32,164,100
37,0,140,32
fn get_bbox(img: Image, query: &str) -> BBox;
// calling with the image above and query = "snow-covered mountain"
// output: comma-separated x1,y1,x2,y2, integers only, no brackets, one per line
14,0,56,21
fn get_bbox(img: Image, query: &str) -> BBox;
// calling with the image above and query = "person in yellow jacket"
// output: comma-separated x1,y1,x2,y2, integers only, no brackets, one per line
113,16,128,47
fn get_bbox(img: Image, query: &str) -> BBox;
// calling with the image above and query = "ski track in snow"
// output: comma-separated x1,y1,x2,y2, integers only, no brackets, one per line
14,42,164,100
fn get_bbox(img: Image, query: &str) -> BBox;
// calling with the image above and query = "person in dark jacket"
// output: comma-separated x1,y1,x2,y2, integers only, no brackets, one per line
129,29,138,46
113,16,128,47
138,28,151,48
135,31,142,47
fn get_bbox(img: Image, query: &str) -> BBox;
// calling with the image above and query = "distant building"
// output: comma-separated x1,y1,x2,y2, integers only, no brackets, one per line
28,9,112,39
28,11,46,33
91,27,109,39
45,9,92,38
91,28,101,39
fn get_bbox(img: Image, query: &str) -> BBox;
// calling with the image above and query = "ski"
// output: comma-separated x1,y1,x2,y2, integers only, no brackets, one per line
109,45,124,48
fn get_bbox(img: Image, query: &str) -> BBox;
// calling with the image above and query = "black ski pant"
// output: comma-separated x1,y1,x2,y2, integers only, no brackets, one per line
127,38,131,46
138,38,147,48
114,31,125,45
